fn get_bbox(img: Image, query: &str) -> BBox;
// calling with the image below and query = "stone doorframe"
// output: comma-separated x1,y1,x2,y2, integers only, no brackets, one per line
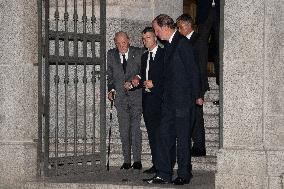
0,0,283,189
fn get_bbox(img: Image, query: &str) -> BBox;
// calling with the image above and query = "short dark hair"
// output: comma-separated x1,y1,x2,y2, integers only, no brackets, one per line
142,27,154,34
176,13,194,25
152,14,175,29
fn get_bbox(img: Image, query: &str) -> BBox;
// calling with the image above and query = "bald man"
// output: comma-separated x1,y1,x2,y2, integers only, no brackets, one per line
107,31,143,170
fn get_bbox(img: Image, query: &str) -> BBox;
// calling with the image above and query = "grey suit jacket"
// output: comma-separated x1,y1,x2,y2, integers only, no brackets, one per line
107,46,143,108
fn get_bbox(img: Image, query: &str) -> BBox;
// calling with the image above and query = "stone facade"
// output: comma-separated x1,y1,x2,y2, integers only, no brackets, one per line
215,0,284,188
0,0,283,188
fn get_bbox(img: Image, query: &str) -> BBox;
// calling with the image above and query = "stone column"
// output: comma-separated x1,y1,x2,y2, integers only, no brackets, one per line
216,0,284,188
0,0,38,187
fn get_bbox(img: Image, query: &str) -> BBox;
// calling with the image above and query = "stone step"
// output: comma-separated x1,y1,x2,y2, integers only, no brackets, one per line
48,136,220,156
204,90,219,102
108,153,217,172
204,114,219,128
203,101,219,115
108,140,218,156
24,169,215,189
208,77,219,90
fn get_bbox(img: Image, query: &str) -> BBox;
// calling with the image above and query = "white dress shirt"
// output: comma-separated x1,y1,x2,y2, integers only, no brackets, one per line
169,30,177,44
186,31,194,40
119,49,129,63
146,45,158,80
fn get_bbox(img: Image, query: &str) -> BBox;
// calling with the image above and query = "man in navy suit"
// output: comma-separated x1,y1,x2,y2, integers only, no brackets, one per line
197,0,220,105
176,14,206,157
148,14,202,185
132,27,165,175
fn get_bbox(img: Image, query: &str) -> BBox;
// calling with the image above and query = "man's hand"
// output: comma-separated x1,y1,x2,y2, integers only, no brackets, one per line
196,98,204,106
144,80,153,89
108,91,115,101
131,75,140,87
124,81,133,91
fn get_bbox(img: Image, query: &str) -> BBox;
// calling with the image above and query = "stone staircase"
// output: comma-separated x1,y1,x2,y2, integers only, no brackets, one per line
108,77,220,171
23,78,219,189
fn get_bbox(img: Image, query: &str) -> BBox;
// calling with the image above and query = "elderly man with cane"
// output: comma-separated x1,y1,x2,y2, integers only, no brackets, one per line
107,31,143,171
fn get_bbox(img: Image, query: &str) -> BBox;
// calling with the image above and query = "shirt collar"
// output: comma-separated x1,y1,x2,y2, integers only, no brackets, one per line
186,31,194,40
168,30,177,43
119,49,129,61
149,45,158,56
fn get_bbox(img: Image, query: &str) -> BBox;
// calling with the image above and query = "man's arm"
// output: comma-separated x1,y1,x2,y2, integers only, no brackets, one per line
179,40,202,104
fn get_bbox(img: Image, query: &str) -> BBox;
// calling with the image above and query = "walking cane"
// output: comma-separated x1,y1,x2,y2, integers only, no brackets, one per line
106,98,114,171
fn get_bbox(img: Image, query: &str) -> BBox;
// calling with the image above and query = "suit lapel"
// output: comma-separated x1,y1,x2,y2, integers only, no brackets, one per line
114,49,121,65
149,47,160,73
164,32,181,63
126,47,133,76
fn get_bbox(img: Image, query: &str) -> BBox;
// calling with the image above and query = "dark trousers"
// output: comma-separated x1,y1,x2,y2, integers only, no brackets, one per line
156,104,194,182
142,94,161,167
192,105,206,150
198,7,220,86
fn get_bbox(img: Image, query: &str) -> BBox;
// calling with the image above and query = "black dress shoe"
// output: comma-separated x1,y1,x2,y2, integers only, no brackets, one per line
213,100,219,105
172,177,190,185
120,163,131,170
191,147,206,157
142,175,156,182
131,161,142,170
147,176,169,184
143,166,156,174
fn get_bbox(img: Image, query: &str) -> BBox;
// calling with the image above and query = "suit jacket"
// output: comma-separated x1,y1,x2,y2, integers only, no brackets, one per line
140,46,165,112
107,46,143,108
188,31,204,98
163,31,201,112
197,0,220,24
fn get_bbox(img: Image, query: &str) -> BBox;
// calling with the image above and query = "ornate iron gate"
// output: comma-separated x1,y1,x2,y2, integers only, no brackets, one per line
37,0,106,177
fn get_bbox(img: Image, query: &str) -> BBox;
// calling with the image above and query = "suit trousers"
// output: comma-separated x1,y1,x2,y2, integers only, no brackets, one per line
116,100,142,163
198,7,220,88
156,104,194,182
142,94,161,167
192,105,206,150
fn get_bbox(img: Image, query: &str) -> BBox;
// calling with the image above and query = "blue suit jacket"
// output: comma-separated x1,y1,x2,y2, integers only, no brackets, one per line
163,31,201,112
140,46,165,112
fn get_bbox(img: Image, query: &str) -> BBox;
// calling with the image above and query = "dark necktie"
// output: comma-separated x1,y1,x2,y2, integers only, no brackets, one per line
122,54,127,74
149,52,154,64
146,52,153,81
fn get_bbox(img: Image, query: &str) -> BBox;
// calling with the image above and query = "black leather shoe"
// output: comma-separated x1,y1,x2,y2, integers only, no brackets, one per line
120,163,131,170
191,147,206,157
132,161,142,170
213,100,219,105
147,176,169,184
172,177,190,185
143,166,156,174
142,175,156,182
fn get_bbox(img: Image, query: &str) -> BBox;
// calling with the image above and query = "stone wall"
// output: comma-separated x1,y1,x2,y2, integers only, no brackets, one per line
216,0,284,188
0,0,38,187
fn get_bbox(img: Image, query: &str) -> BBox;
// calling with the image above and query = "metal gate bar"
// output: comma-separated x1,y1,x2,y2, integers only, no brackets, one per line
38,0,106,177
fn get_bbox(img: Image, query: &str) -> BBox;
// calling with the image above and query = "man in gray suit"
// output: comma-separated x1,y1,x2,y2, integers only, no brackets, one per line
107,31,143,170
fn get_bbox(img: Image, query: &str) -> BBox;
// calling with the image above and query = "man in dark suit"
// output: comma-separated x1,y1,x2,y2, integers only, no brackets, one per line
107,31,143,170
197,0,220,105
176,14,206,157
148,14,202,185
132,27,165,174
